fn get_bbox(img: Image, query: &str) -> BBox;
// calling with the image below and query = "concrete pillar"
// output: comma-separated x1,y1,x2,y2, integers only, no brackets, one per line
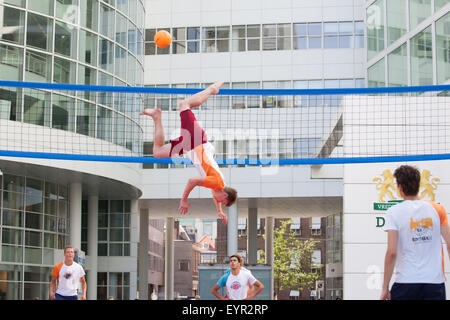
130,199,139,300
69,182,82,251
265,217,274,300
138,208,149,300
87,195,98,300
165,217,174,300
247,208,258,264
227,204,238,257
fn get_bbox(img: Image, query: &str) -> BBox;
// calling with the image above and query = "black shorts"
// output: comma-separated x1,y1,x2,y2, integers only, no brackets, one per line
390,282,446,300
170,109,207,156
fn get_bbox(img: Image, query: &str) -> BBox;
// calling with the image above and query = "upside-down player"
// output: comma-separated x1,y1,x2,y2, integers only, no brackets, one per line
140,81,237,224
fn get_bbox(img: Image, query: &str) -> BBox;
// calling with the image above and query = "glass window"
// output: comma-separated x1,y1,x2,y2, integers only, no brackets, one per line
76,102,96,137
339,22,353,35
308,23,322,35
2,210,23,227
79,30,98,66
217,26,229,39
247,25,260,51
2,245,23,263
55,21,77,58
339,35,352,48
368,58,385,87
388,43,408,86
0,5,24,45
53,57,76,84
52,94,75,132
110,229,123,241
115,45,127,80
25,230,41,247
410,0,431,30
0,43,23,83
367,0,385,60
97,106,113,142
187,27,200,53
109,243,122,256
324,36,338,48
44,215,57,232
26,178,43,213
262,81,276,108
278,81,292,108
99,38,114,73
248,38,260,51
435,0,449,11
294,37,307,50
247,82,260,108
436,12,450,85
2,228,23,244
100,3,115,40
324,22,338,35
81,0,98,32
387,0,407,45
25,50,51,82
294,23,306,36
277,24,291,50
410,26,433,85
56,0,78,24
116,13,128,47
28,0,53,15
25,212,42,229
23,89,50,127
309,37,322,49
354,21,365,35
27,13,53,51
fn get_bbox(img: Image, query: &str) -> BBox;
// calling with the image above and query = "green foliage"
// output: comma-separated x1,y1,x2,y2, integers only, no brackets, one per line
259,219,323,298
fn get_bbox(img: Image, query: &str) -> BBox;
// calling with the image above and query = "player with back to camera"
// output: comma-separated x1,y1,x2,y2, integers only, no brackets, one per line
381,165,450,300
140,82,238,224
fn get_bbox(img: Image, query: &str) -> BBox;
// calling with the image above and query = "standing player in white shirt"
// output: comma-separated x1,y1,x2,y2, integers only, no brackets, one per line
381,165,450,300
211,254,264,300
50,246,87,300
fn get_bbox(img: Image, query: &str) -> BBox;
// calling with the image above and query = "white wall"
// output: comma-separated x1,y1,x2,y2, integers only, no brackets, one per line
342,95,450,299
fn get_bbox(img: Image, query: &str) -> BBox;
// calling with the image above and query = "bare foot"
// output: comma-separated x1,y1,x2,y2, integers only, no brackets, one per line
209,81,224,95
140,108,162,119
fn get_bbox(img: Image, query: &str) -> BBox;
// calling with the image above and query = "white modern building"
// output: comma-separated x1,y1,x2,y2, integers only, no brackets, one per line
140,0,367,300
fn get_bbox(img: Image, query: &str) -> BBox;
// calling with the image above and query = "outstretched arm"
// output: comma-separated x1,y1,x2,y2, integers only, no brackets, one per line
212,192,227,224
178,177,205,215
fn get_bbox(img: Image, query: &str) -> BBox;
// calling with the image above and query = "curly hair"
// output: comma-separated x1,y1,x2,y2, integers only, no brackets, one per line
394,165,420,196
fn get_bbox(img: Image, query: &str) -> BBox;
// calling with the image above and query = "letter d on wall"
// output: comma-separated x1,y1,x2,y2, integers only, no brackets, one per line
376,217,385,228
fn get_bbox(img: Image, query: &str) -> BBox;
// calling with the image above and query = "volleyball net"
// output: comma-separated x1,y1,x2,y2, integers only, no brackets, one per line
0,80,449,165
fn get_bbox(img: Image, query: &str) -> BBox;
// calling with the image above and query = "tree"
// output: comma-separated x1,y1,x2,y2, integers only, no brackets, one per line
259,219,323,299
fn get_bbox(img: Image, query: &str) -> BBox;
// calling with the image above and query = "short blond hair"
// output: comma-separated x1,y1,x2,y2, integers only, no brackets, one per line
64,245,74,254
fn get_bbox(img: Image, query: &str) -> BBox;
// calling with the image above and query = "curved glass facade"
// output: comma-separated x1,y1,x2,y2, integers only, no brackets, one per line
0,0,145,153
0,173,70,300
367,0,450,87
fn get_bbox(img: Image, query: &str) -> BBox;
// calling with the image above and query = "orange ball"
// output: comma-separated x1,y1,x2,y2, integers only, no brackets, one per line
154,30,172,48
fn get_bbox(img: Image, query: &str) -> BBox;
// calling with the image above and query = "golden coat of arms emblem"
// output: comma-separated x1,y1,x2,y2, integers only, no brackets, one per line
373,169,440,202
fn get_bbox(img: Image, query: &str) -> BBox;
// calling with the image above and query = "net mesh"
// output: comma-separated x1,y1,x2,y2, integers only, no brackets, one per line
0,81,449,165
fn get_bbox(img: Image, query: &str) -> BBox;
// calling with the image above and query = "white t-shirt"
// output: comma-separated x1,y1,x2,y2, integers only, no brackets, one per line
217,268,257,300
384,200,448,284
52,261,85,297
